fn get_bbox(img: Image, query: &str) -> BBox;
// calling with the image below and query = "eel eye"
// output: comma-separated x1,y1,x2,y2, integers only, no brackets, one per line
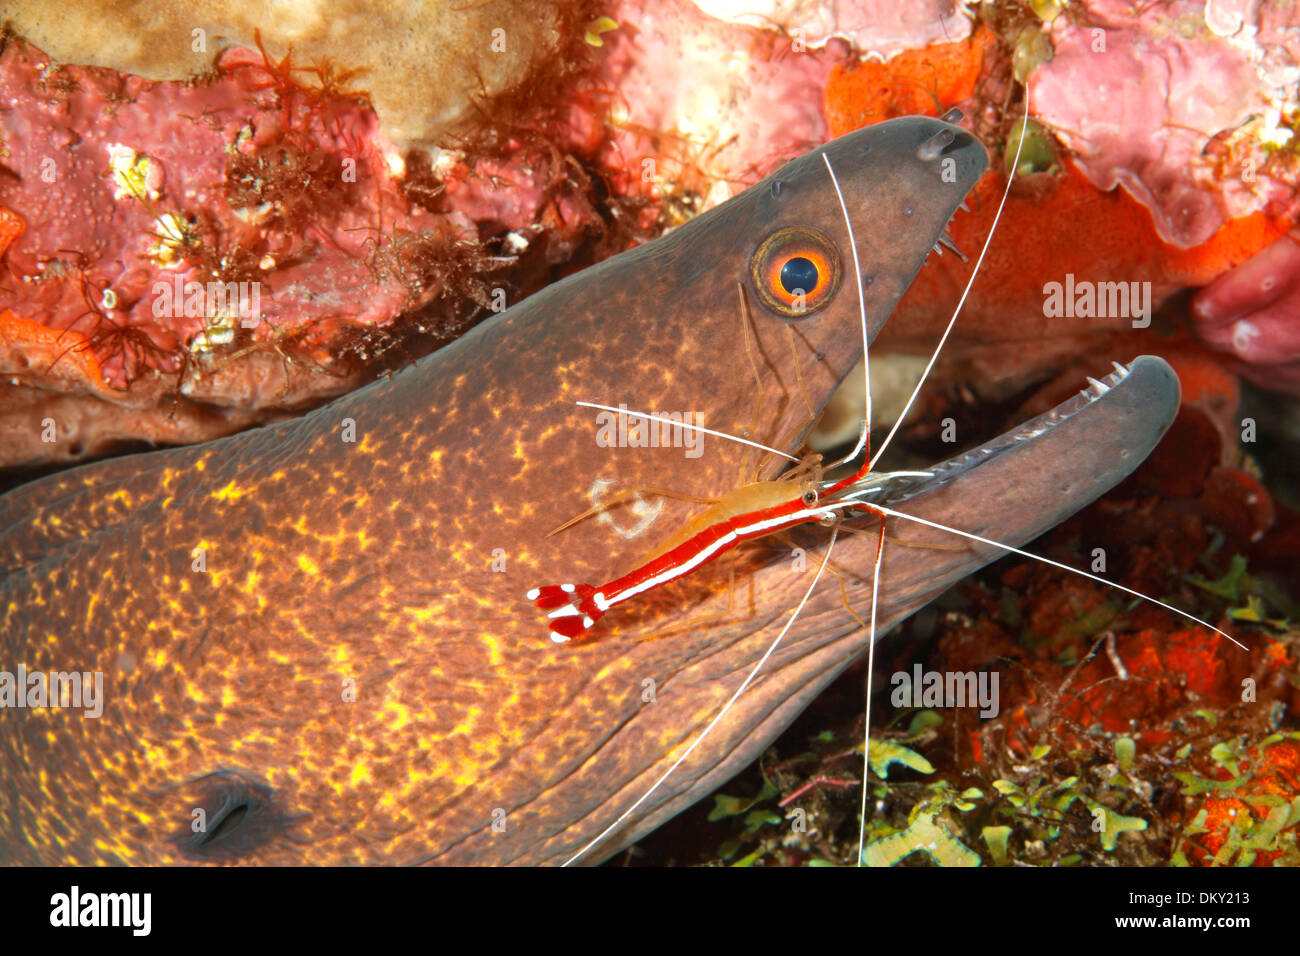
750,226,842,319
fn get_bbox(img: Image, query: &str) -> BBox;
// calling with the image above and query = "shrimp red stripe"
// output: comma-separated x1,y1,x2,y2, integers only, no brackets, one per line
528,495,870,643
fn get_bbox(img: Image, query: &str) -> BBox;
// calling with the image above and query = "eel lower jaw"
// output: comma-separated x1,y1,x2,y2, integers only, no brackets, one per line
854,355,1176,511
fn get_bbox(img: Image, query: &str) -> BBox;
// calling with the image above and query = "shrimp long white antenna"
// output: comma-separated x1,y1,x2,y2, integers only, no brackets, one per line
867,502,1247,650
562,528,841,866
821,154,873,470
869,89,1032,470
575,401,800,463
858,515,886,863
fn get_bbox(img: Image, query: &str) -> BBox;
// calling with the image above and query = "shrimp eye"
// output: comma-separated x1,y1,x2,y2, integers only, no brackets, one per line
750,226,842,319
801,488,818,507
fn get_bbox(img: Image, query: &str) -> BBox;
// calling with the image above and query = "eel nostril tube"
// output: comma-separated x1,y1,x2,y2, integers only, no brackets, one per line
918,127,956,162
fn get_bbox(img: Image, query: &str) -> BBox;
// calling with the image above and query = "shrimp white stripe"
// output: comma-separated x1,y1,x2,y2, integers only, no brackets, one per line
606,499,866,608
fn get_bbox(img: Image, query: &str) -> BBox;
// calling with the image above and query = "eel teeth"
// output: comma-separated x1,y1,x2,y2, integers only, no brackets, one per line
959,200,971,213
1086,375,1111,395
932,240,944,256
938,231,967,262
917,359,1141,496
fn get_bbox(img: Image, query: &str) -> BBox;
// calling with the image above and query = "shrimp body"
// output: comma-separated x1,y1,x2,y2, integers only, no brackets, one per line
527,467,912,643
529,490,837,643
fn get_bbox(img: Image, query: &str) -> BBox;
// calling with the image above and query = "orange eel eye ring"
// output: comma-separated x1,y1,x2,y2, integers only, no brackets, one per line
749,226,843,319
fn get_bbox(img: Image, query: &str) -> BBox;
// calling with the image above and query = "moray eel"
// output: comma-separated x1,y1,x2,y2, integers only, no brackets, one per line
0,115,1178,865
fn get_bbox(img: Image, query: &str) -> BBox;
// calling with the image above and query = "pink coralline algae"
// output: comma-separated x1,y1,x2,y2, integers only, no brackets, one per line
584,0,974,211
572,0,837,209
0,40,463,391
0,33,617,467
1030,0,1300,249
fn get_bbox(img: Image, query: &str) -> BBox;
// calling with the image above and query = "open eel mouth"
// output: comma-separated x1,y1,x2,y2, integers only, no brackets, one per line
545,359,1186,867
